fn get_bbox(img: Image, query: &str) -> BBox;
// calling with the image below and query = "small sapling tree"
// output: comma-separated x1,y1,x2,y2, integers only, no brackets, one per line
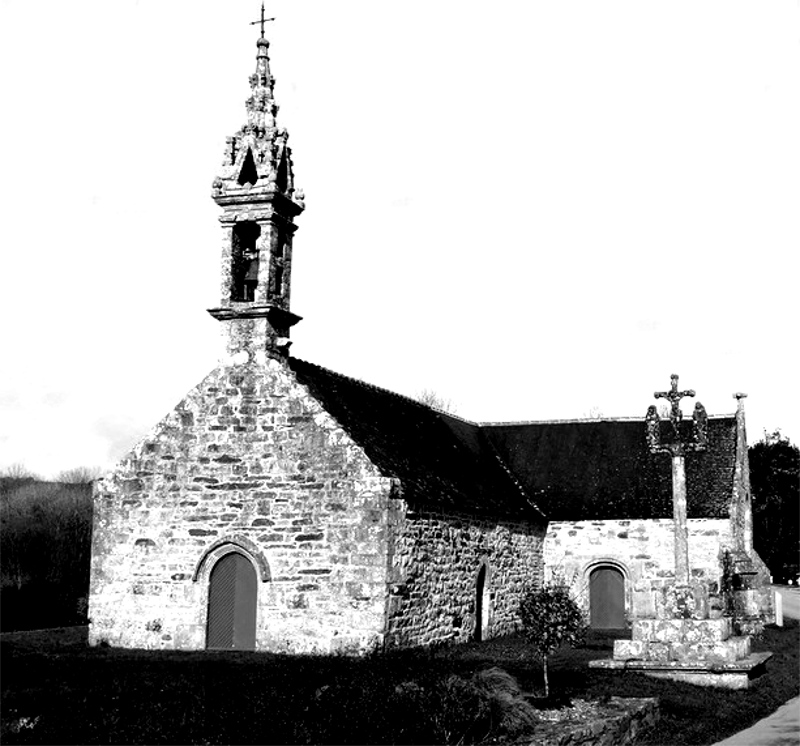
518,583,587,699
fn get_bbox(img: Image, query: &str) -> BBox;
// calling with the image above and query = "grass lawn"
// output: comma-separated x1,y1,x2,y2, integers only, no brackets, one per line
454,621,800,745
1,620,797,745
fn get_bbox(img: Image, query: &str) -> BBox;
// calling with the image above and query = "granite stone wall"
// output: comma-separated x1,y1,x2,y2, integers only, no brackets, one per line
88,357,394,654
544,518,732,623
385,506,545,647
531,697,659,746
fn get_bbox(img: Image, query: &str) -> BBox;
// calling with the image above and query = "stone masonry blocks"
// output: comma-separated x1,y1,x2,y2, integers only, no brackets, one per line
385,508,544,647
544,518,732,624
632,617,733,644
88,358,395,654
88,357,546,654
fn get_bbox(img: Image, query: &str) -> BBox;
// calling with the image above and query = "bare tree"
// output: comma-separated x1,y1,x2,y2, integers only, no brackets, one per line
0,478,94,626
0,464,39,497
57,466,103,484
0,495,30,590
0,463,38,480
416,389,456,414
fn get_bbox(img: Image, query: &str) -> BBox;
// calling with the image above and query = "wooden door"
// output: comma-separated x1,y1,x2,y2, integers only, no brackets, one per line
206,552,257,650
589,566,625,629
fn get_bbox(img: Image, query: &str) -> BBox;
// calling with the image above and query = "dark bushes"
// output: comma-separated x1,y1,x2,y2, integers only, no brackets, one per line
0,478,93,631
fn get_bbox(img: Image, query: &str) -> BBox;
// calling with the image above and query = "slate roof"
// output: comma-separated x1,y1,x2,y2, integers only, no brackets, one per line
483,417,737,520
287,357,543,522
288,357,737,522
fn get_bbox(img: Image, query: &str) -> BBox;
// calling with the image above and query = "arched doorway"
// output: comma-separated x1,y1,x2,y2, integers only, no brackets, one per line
474,563,490,642
589,566,625,629
206,551,257,650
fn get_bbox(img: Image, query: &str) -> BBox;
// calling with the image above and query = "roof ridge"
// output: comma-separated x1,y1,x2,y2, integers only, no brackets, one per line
289,359,738,429
479,413,737,427
288,356,477,424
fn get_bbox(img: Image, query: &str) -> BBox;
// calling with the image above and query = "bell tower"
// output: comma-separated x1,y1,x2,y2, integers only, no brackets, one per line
208,9,305,360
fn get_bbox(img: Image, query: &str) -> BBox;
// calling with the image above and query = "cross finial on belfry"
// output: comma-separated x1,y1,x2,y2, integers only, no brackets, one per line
250,2,275,38
654,374,695,426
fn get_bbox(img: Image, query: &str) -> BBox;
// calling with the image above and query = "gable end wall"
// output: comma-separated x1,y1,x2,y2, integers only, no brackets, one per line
88,358,393,654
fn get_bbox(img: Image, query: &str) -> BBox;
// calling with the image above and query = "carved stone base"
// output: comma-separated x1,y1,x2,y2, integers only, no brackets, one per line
655,584,710,620
589,612,773,688
589,653,773,689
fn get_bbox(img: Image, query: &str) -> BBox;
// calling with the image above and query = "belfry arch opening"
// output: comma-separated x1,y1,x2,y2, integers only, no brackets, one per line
268,225,288,300
230,222,262,302
276,149,289,192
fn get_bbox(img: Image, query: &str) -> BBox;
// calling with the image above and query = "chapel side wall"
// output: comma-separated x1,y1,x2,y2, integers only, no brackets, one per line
544,518,732,622
385,504,545,647
88,359,393,654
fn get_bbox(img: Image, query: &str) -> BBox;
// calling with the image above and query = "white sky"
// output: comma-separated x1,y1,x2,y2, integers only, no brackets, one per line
0,1,798,479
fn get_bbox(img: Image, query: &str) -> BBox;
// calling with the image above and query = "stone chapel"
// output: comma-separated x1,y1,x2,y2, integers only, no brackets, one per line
87,23,773,653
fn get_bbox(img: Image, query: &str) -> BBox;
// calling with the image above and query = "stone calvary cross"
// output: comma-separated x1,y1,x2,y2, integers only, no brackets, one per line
589,378,771,686
646,374,708,587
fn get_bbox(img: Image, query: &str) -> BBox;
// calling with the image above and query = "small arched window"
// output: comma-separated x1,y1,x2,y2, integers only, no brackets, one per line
474,560,491,642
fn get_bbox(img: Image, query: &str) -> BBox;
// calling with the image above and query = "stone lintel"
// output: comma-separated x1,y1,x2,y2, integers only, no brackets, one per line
217,212,301,232
207,304,302,327
213,190,304,217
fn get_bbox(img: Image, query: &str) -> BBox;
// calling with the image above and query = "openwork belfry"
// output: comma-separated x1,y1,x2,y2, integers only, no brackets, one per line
208,6,305,361
87,13,775,660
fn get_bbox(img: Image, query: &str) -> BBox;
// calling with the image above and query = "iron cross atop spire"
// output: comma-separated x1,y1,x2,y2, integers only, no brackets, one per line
250,3,275,38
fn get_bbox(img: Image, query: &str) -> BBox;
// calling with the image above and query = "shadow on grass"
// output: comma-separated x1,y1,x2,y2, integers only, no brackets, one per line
1,621,797,745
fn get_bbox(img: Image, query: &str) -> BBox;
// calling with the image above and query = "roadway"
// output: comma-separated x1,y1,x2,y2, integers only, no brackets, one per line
710,585,800,746
774,585,800,621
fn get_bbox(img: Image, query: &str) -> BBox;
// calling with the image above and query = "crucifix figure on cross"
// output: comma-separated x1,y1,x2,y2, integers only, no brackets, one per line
647,374,708,455
655,374,695,428
250,2,275,38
